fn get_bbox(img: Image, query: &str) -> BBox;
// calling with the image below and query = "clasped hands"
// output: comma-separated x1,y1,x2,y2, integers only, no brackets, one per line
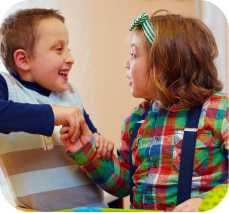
52,105,114,159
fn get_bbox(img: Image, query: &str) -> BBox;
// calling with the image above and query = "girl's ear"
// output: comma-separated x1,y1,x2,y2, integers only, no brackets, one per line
13,49,31,71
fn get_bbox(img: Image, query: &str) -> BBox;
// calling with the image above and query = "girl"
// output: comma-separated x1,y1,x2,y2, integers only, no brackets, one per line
61,11,228,211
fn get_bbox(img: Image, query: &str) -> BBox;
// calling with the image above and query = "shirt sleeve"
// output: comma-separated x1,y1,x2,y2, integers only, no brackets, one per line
221,106,229,158
70,117,132,197
0,73,54,136
0,73,9,100
0,100,55,136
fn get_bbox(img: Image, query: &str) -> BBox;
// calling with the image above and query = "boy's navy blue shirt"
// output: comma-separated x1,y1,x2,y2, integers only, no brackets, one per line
0,73,97,135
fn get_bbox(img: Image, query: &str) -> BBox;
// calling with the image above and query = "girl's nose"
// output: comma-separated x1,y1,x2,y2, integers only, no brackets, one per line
125,61,131,79
125,60,130,70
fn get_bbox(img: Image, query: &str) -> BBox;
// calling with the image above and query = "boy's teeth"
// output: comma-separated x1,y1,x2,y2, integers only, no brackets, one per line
59,71,67,76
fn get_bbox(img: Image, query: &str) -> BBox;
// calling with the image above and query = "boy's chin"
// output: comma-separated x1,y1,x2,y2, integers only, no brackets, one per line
54,84,70,93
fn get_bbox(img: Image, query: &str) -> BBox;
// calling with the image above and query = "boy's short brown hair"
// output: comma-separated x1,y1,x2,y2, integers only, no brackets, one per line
143,13,223,108
0,8,65,73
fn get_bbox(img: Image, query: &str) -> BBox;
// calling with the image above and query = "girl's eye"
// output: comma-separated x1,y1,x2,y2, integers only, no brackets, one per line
130,52,136,58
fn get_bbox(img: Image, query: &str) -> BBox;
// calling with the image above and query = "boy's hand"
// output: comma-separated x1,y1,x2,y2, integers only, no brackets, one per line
51,105,83,142
172,198,202,212
94,133,114,159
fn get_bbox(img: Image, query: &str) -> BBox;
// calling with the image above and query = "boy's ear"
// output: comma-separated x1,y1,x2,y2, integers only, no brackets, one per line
13,49,31,71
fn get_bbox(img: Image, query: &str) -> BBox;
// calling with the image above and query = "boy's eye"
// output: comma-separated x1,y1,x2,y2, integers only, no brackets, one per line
56,47,63,53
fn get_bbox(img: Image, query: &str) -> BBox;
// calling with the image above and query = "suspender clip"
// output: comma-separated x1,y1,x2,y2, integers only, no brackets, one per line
184,128,197,132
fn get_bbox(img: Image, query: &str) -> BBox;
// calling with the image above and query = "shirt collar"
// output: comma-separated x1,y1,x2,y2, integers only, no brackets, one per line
149,100,188,113
168,104,188,112
12,72,51,97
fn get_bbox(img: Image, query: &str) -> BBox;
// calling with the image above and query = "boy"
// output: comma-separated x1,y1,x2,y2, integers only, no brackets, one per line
0,8,112,211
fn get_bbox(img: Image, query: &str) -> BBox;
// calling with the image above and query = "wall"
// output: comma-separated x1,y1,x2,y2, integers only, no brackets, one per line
198,0,229,93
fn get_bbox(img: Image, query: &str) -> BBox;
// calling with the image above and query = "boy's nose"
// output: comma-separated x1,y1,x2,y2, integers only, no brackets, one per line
66,52,75,65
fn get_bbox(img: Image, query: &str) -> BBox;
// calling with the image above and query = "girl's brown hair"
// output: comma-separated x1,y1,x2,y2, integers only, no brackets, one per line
144,13,222,108
0,8,65,73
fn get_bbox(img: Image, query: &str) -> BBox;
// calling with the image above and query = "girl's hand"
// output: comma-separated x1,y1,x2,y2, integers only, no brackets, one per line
60,119,93,153
60,123,114,158
172,198,202,212
94,133,114,159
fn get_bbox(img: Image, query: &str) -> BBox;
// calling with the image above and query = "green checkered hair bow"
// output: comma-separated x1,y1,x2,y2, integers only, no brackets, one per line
129,12,156,44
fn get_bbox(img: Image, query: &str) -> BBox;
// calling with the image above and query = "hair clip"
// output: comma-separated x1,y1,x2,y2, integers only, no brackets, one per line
129,12,156,44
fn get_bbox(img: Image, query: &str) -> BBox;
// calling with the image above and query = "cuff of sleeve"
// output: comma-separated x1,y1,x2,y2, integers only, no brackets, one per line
46,105,55,136
69,135,97,165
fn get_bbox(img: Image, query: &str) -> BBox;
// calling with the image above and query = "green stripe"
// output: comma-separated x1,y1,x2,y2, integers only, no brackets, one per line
143,22,155,43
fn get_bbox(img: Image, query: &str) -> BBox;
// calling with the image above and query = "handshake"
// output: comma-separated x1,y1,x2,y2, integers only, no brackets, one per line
52,105,114,159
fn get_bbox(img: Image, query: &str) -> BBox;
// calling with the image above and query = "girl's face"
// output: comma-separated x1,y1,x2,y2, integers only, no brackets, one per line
27,18,74,92
126,30,155,100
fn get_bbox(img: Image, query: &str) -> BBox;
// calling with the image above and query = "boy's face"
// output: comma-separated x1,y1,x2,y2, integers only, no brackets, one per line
27,18,74,92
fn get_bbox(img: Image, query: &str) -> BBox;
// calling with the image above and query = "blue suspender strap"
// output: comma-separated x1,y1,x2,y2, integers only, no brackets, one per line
129,111,148,205
177,105,202,204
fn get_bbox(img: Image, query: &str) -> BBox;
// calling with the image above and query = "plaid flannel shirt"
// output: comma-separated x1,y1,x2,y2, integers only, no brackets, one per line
70,92,228,211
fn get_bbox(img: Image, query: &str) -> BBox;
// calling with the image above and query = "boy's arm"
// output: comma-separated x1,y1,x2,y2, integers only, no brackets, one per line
0,74,54,135
0,74,84,141
0,99,54,135
0,72,8,100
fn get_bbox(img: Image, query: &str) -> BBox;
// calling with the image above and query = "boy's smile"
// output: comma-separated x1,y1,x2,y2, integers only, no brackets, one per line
24,17,74,92
59,69,70,81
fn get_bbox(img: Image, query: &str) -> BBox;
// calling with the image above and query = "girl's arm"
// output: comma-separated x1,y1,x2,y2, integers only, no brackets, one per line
61,119,132,197
71,138,130,197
